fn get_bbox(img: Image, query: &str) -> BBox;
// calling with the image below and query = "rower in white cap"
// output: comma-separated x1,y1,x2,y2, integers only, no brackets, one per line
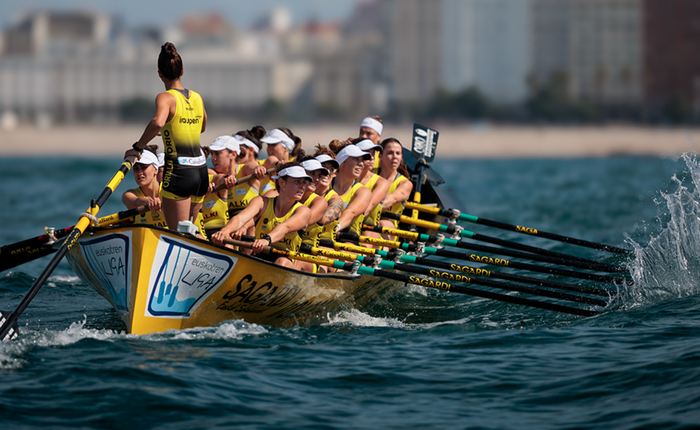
122,145,168,228
212,162,312,269
359,115,384,174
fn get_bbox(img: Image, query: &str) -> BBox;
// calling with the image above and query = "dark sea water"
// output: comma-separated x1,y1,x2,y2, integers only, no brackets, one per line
2,154,700,429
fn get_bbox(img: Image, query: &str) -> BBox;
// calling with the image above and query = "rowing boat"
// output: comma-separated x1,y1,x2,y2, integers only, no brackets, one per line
65,224,395,334
63,147,456,335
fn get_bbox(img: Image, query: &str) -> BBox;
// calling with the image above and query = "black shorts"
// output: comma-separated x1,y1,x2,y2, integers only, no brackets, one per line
162,162,209,203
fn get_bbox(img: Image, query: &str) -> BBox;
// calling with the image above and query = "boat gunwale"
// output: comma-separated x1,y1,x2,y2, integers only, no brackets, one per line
82,223,363,282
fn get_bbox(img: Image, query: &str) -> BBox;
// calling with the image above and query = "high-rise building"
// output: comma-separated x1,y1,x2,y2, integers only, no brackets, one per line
530,0,570,90
443,0,531,105
644,0,700,117
379,0,443,107
568,0,644,108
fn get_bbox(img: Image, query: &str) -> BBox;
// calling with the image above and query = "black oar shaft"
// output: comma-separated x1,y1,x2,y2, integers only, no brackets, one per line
401,254,615,297
0,159,134,341
370,268,602,317
320,238,615,297
405,202,632,254
337,232,626,284
364,223,626,273
233,239,603,318
382,260,608,307
0,206,143,273
381,211,625,272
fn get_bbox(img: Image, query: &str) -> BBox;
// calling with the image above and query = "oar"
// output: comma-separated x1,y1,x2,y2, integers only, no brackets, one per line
364,223,628,274
0,157,136,341
300,244,608,307
212,167,277,192
225,239,603,317
405,201,632,254
336,232,627,284
0,206,147,272
381,211,626,273
0,168,270,273
317,239,615,298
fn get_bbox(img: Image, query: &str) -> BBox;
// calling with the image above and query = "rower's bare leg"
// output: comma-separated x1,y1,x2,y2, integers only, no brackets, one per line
276,257,295,268
162,197,192,230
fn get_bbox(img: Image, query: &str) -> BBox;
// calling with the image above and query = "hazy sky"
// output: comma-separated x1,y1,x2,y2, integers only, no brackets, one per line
0,0,362,30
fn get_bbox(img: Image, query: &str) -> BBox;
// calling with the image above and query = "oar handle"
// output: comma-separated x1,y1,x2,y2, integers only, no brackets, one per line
213,167,278,192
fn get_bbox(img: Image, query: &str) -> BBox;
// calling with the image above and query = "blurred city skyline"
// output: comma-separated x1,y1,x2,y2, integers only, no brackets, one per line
0,0,362,31
1,0,699,129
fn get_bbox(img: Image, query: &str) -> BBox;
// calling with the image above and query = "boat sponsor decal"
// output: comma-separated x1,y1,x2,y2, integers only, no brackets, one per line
146,236,237,318
68,232,132,312
216,273,337,320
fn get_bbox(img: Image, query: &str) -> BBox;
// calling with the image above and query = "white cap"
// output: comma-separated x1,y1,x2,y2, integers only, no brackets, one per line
135,150,159,167
360,117,383,135
355,139,382,152
261,128,295,152
271,166,312,181
335,145,371,165
210,135,240,153
315,154,339,170
156,152,165,168
233,134,259,154
300,159,329,176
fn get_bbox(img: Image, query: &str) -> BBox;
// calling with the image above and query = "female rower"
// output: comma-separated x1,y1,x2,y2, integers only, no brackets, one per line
378,138,413,237
126,42,208,230
355,138,390,230
312,147,344,260
194,135,240,239
258,127,305,196
212,163,312,269
359,116,383,173
122,146,168,228
297,157,350,273
322,144,372,242
228,127,267,217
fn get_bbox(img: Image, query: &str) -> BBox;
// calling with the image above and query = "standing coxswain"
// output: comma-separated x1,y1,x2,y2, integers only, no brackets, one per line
125,42,209,230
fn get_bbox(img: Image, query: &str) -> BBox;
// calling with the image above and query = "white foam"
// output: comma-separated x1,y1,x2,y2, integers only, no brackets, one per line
168,320,268,341
325,308,407,328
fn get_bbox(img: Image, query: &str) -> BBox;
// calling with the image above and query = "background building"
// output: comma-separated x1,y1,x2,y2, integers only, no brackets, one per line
1,0,700,126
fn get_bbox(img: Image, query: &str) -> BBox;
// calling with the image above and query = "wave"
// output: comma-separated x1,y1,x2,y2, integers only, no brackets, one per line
625,152,700,306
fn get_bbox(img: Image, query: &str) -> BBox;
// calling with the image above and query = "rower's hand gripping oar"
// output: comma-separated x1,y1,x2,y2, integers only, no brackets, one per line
212,167,277,193
405,201,632,254
0,156,136,341
226,239,604,318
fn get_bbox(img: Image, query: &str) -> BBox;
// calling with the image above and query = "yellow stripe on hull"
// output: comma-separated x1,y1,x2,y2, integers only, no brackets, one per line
66,225,394,335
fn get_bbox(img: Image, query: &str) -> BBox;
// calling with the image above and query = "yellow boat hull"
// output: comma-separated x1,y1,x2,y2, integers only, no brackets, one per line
66,225,395,335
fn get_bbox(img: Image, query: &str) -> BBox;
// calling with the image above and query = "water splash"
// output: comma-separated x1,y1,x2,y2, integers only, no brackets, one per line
626,152,700,305
325,308,407,328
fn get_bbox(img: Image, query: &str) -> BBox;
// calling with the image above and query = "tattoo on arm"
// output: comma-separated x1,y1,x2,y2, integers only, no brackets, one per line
320,197,343,225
